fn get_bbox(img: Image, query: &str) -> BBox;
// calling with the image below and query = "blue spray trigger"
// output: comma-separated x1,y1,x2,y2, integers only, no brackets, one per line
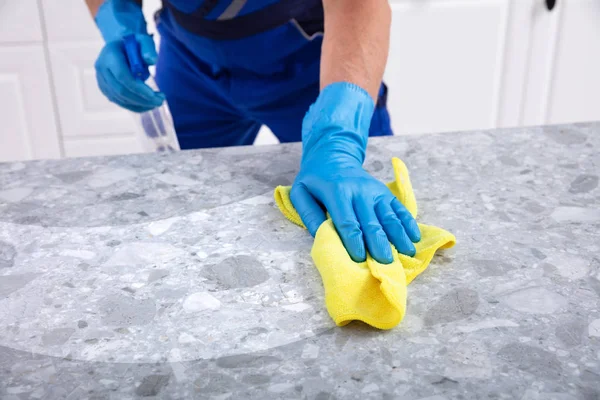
123,34,150,81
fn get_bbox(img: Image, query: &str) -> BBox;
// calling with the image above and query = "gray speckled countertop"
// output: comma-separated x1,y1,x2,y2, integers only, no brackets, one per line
1,122,599,400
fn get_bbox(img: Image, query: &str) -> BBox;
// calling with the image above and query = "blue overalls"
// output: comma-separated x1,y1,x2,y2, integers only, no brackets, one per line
154,0,393,149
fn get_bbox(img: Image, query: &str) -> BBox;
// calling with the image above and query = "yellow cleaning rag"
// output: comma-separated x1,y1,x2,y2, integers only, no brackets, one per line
274,158,456,329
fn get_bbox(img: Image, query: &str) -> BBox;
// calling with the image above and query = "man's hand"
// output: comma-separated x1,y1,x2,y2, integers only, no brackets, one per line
293,0,410,263
91,0,164,112
291,83,420,264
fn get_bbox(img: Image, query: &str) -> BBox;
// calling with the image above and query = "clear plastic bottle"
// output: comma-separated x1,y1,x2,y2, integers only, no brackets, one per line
135,77,180,153
123,34,180,153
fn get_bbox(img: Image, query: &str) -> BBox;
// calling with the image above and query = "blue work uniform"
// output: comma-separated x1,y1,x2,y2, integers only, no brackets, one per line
154,0,393,149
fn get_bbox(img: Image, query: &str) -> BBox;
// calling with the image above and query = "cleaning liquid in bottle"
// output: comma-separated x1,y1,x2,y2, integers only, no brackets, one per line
123,35,180,153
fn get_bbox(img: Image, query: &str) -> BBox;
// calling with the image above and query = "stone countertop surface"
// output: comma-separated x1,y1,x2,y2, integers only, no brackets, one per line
0,122,599,400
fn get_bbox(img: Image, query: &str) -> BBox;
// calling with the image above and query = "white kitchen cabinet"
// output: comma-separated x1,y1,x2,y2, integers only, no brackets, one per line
523,0,600,126
0,46,61,162
385,0,511,135
386,0,600,134
0,1,61,163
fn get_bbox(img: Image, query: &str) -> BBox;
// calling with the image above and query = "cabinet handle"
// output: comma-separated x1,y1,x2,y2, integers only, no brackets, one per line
545,0,556,11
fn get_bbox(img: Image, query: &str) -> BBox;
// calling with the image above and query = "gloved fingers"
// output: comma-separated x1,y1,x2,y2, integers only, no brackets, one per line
109,65,165,107
326,193,366,263
290,184,326,237
354,197,393,264
137,34,158,65
375,200,416,257
97,72,146,112
99,74,156,113
100,70,160,112
391,198,421,243
109,59,165,103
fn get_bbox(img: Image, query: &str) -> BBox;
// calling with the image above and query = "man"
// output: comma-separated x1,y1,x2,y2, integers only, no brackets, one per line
86,0,421,265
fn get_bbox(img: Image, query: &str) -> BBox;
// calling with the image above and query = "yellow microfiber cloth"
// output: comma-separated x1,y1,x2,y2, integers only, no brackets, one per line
274,158,456,329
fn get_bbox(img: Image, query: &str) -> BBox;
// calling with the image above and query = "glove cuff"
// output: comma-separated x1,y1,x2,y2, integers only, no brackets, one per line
302,82,375,164
95,0,148,43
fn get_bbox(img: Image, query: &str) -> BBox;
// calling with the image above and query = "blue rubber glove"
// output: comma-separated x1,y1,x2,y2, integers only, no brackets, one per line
290,82,421,264
94,0,164,112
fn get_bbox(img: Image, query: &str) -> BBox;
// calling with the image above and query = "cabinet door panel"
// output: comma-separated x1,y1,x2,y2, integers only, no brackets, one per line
0,46,61,162
547,0,600,124
0,1,43,43
385,0,510,135
48,42,138,137
49,42,145,156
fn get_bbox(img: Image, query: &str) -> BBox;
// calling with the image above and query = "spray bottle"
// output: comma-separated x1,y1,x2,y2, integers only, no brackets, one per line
123,34,180,153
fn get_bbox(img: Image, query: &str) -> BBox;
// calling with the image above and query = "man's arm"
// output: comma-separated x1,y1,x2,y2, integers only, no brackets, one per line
85,0,105,17
291,0,420,264
85,0,142,18
320,0,391,101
